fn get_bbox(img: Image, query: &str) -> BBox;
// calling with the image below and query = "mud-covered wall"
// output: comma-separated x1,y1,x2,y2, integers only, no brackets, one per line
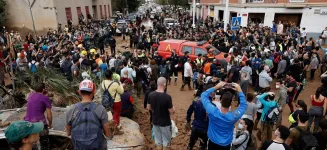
5,0,58,35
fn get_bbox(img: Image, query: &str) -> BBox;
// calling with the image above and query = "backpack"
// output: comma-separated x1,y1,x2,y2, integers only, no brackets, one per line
264,106,279,124
274,55,280,64
61,60,72,76
232,132,257,150
150,65,158,81
71,102,104,149
232,133,249,150
102,81,117,109
294,127,319,150
30,62,38,73
114,59,122,73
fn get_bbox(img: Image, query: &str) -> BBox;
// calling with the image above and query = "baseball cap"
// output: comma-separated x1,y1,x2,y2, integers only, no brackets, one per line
79,79,96,92
5,121,44,143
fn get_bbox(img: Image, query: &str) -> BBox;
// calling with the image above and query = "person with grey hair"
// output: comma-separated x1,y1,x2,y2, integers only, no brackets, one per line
147,77,175,150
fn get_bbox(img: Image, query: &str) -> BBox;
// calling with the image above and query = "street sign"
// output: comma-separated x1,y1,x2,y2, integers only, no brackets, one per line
231,17,241,31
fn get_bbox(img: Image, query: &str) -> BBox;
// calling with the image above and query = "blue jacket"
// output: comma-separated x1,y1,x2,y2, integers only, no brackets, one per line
186,97,208,131
257,93,278,122
201,88,247,146
210,63,217,76
252,58,262,70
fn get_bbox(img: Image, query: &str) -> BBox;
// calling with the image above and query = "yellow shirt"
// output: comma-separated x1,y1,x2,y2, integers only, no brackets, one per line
101,80,124,102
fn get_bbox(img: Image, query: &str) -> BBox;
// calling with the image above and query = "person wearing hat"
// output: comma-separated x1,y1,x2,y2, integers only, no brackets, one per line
5,121,44,150
66,79,111,149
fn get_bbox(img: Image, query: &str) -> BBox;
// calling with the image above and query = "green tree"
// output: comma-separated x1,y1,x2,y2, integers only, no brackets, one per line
0,0,7,27
157,0,189,8
112,0,140,14
156,0,168,5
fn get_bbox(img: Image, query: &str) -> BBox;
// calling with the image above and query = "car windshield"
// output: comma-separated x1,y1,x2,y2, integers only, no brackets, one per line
166,20,174,23
207,45,221,55
117,23,125,28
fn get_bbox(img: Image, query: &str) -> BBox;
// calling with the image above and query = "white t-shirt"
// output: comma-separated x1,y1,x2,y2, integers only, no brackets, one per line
301,30,307,37
322,30,327,38
184,62,192,77
109,58,116,69
262,140,290,150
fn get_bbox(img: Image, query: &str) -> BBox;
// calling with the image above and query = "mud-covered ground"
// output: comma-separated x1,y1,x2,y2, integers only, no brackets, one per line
113,36,324,150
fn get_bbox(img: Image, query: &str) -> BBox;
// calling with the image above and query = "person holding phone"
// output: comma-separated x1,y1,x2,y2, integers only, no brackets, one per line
201,82,247,150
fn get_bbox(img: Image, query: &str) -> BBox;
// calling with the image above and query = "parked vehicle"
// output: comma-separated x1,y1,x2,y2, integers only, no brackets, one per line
116,21,128,36
163,18,179,29
157,40,230,61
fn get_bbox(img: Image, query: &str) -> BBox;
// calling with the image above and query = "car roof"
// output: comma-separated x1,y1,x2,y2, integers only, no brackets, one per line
162,39,187,44
164,18,175,20
182,41,198,46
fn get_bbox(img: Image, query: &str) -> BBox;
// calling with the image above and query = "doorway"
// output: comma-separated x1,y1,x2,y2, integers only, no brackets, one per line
65,7,72,22
274,13,302,26
219,10,224,21
92,5,97,19
248,13,265,24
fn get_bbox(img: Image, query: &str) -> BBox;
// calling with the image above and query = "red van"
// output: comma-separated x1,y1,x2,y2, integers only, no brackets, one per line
157,40,229,61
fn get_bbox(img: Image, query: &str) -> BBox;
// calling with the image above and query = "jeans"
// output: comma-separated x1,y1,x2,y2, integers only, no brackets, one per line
187,127,208,150
181,77,191,89
308,106,323,132
100,47,105,55
208,139,231,150
310,69,316,80
153,125,172,147
288,95,295,113
39,124,50,150
135,81,142,97
110,46,116,56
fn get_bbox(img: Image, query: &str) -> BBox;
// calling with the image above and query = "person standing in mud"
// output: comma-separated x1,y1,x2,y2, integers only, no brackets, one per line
147,77,175,150
24,82,52,150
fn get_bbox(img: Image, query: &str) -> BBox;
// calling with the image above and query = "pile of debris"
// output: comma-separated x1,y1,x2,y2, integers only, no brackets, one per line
0,69,145,149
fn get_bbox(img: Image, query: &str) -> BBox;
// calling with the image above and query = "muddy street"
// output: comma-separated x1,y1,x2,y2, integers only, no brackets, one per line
113,35,325,150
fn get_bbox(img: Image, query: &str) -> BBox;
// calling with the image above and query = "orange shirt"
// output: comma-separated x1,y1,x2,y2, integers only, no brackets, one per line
204,62,212,75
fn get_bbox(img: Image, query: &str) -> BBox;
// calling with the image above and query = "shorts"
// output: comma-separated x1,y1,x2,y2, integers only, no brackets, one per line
153,125,172,147
170,67,178,77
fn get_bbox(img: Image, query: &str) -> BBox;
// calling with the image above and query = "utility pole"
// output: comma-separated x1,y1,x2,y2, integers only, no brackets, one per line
23,0,37,39
223,0,229,32
27,0,37,39
192,0,195,28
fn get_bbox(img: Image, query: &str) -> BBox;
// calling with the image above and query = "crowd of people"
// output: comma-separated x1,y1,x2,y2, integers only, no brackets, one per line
1,5,327,150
